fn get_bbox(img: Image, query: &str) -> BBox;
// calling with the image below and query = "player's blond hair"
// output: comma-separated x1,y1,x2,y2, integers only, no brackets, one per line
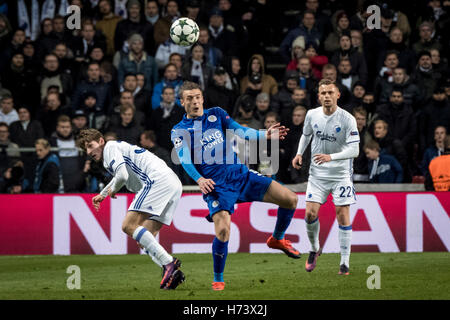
76,128,104,151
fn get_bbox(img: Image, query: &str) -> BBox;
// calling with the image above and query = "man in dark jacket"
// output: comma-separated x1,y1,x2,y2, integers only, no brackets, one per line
148,86,185,152
421,126,447,190
71,61,111,114
107,104,143,145
271,71,301,116
376,87,417,150
365,140,403,183
204,66,236,113
419,86,450,152
412,51,443,103
114,0,155,56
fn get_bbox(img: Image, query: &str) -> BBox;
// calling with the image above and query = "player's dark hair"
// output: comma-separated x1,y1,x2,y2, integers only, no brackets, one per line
76,129,104,151
318,78,339,90
179,81,202,99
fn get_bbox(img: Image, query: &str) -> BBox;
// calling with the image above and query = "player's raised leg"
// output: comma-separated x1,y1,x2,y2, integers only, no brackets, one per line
122,211,182,289
336,205,352,275
263,180,301,259
305,201,322,272
211,210,230,291
141,219,164,267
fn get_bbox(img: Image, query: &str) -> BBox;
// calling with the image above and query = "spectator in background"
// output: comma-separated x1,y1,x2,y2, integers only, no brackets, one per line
197,25,223,68
428,135,450,191
128,72,153,119
279,10,321,64
38,92,70,137
271,71,300,117
422,126,447,190
375,50,400,92
118,33,158,91
37,15,74,61
152,63,183,110
145,0,161,26
0,122,20,175
324,10,350,55
412,21,442,55
337,58,359,94
352,107,370,181
39,53,73,102
412,51,443,103
71,109,89,136
419,86,450,152
181,43,214,91
233,94,262,130
50,115,86,192
365,140,403,183
376,88,417,152
95,0,123,58
378,67,422,111
77,91,107,131
71,61,111,114
153,0,180,48
72,20,107,64
140,130,172,168
107,104,143,145
204,66,236,113
253,92,272,128
114,0,156,56
207,7,239,57
9,105,45,183
240,54,278,97
378,27,416,74
283,106,310,184
223,56,241,98
154,37,189,71
169,52,183,77
372,119,409,182
296,55,318,99
430,48,448,75
0,95,19,125
350,29,364,54
330,31,368,85
1,50,39,110
52,42,75,77
304,41,328,80
148,86,184,151
32,138,63,193
0,28,26,73
0,14,13,54
345,81,366,113
286,36,305,72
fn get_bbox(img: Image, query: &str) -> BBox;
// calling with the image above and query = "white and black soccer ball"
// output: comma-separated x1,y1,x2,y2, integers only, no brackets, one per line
170,17,199,46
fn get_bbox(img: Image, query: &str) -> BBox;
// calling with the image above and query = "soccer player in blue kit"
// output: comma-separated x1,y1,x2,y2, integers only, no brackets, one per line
171,82,300,291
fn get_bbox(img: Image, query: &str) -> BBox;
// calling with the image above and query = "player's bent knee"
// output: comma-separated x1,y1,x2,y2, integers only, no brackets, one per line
121,221,138,236
216,225,230,242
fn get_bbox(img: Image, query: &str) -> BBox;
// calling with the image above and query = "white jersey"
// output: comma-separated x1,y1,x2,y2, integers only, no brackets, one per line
102,141,173,193
303,106,360,181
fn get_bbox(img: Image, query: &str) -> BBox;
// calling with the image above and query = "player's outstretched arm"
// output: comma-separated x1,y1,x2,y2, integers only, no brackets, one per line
293,133,312,169
292,154,303,169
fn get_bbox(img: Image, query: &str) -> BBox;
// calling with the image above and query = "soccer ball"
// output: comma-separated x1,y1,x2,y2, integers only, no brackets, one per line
170,17,199,46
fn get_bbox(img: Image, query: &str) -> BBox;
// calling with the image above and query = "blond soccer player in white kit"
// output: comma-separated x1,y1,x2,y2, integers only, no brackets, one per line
76,129,185,289
292,79,360,275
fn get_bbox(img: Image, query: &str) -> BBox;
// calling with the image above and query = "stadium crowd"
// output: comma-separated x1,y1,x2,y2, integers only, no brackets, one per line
0,0,449,194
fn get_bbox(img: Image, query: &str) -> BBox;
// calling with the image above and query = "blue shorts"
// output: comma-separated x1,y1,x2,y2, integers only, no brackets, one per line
203,169,273,222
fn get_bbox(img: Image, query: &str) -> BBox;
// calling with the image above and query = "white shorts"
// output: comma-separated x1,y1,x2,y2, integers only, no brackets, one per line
306,176,356,206
129,171,182,225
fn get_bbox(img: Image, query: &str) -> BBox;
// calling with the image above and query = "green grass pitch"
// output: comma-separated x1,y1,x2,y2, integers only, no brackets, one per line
1,252,449,300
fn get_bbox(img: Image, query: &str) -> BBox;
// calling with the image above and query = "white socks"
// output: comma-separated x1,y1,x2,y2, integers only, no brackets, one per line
338,225,352,267
132,226,173,266
306,217,320,252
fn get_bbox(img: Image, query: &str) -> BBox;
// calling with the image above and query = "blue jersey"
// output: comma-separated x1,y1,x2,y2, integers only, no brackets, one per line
171,107,264,183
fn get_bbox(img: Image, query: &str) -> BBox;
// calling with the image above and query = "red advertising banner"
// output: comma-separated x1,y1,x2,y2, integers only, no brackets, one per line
0,193,449,255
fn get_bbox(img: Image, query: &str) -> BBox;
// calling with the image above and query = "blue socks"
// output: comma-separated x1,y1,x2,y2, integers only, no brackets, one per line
212,237,228,282
272,207,296,240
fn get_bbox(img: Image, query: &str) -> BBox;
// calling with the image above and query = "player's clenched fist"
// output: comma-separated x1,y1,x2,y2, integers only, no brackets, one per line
92,194,105,211
197,177,215,194
292,154,303,170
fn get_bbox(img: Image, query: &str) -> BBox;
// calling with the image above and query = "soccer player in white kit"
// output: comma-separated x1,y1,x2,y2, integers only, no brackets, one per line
76,129,185,289
292,79,360,275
